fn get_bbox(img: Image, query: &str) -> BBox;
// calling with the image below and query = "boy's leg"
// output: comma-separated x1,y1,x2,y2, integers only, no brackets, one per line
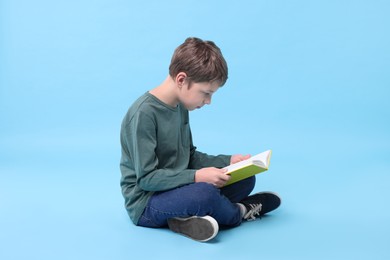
220,176,256,202
137,182,242,228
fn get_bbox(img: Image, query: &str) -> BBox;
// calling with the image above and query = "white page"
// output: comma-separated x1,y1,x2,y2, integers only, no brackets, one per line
224,150,271,173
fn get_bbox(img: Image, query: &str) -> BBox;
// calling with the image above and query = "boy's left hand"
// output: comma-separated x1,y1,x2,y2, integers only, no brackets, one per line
230,154,251,164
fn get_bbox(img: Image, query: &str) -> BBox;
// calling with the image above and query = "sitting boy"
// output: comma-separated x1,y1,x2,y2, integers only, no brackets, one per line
120,37,281,242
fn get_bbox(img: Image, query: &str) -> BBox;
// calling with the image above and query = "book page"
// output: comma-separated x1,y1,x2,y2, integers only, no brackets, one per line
224,150,271,173
251,150,271,168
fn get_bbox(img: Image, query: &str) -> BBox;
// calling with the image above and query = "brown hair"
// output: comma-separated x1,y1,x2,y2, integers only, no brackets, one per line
169,37,228,86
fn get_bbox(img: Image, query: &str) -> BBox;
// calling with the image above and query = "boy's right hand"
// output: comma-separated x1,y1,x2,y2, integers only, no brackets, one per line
195,167,230,188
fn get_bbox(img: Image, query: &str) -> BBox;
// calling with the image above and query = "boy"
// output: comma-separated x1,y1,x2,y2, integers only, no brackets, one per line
120,37,281,242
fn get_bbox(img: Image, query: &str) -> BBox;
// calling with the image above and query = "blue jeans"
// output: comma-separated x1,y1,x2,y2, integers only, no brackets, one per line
137,176,256,228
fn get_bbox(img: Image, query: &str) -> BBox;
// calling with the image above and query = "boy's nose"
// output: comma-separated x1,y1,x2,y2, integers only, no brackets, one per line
204,96,212,105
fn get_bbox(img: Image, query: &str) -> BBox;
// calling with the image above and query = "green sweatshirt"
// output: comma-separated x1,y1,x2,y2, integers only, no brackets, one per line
120,92,231,224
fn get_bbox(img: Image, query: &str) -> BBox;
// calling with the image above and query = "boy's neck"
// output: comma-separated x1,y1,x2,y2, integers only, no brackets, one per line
149,76,179,108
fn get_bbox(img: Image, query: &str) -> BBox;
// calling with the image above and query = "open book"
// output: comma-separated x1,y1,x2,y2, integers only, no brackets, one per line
223,150,272,186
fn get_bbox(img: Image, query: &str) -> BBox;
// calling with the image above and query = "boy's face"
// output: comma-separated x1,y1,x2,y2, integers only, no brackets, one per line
179,81,220,111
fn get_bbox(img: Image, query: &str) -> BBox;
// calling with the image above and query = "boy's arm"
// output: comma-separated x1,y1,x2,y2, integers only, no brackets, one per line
121,111,195,192
188,128,231,169
189,147,231,169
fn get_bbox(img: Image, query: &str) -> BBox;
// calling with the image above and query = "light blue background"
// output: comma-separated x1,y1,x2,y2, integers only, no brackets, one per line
1,0,389,259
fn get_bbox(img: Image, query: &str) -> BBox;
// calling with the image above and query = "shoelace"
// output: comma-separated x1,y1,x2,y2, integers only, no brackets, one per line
243,203,262,221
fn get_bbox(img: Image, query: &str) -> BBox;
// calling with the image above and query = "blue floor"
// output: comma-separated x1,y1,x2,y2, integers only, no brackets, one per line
1,1,390,259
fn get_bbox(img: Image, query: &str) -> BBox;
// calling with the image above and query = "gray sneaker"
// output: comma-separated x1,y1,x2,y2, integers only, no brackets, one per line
167,215,219,242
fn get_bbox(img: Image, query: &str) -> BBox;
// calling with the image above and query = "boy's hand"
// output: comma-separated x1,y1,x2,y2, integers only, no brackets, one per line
195,167,230,188
230,154,251,164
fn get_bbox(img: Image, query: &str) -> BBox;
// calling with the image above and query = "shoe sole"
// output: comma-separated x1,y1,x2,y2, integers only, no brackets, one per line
167,216,219,242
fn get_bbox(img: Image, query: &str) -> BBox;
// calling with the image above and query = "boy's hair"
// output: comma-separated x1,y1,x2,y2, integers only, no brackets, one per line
169,37,228,86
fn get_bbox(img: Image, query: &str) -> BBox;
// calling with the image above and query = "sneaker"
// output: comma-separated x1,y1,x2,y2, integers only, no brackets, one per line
240,192,281,221
167,215,219,242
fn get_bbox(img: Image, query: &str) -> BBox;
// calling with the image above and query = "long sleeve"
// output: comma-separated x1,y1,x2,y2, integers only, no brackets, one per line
188,129,231,169
121,110,195,192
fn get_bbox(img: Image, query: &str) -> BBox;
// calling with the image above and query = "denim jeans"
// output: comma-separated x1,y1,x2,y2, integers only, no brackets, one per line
137,176,256,228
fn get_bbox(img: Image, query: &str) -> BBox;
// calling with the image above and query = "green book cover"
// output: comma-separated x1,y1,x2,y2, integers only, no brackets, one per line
224,150,272,186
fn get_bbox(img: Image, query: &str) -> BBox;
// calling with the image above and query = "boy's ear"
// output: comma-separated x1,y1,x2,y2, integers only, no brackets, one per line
176,72,187,87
